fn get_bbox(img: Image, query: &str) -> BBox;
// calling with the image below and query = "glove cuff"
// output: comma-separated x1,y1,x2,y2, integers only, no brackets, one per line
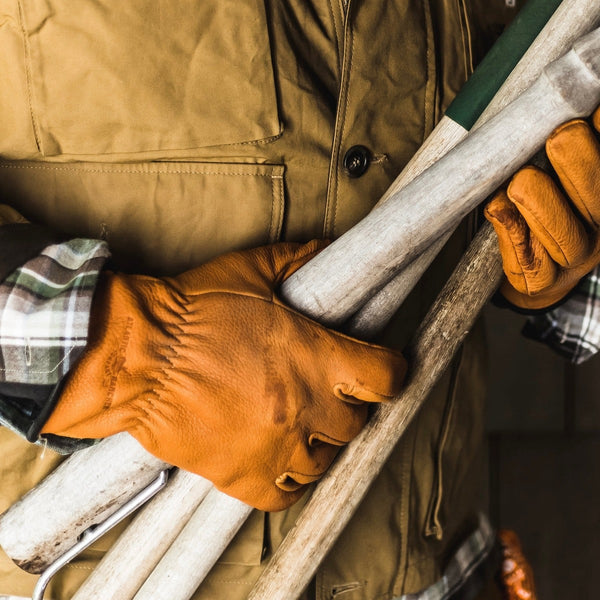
40,272,149,439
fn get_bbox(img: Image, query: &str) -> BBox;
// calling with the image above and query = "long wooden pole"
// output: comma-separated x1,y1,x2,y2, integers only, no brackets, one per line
1,2,598,596
249,222,503,600
283,30,600,326
65,470,215,600
81,20,600,600
0,432,167,573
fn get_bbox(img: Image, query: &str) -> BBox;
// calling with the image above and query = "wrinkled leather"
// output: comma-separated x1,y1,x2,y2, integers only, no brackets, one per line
485,107,600,309
0,0,493,596
42,241,406,511
497,529,538,600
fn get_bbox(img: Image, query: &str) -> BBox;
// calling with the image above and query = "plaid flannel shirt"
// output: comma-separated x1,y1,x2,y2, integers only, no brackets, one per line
398,514,498,600
524,266,600,364
0,238,109,442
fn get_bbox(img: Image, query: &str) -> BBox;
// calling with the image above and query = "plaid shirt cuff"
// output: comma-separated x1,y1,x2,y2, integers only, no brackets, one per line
524,266,600,364
0,238,109,448
397,514,498,600
0,238,110,385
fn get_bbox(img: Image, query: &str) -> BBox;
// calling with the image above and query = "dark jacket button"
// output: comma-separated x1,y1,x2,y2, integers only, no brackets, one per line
343,145,371,178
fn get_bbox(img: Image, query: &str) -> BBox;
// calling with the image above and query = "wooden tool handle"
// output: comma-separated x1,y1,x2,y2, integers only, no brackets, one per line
249,221,503,599
280,27,600,327
1,6,599,595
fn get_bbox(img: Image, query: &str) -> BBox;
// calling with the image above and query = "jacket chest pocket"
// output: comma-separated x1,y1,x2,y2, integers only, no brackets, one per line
1,0,281,160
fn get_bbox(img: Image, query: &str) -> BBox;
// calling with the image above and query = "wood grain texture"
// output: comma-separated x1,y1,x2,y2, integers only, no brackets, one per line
249,224,503,600
0,433,167,573
478,0,600,124
1,8,599,599
132,489,252,600
70,470,212,600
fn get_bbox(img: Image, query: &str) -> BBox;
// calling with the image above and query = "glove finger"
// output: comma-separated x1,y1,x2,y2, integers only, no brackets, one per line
275,437,340,493
218,471,307,512
275,471,321,492
484,190,557,295
279,239,330,282
507,166,590,267
593,106,600,133
307,398,369,447
171,239,328,296
546,119,600,230
322,332,406,404
241,238,327,285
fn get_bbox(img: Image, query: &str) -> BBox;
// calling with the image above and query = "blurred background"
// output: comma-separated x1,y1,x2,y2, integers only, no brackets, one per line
483,302,600,599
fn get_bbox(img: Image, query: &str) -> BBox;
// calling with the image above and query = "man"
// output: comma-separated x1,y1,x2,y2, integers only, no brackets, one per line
0,1,597,598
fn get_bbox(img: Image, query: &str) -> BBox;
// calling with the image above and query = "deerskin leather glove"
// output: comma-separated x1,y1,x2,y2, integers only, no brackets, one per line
485,106,600,310
41,241,406,511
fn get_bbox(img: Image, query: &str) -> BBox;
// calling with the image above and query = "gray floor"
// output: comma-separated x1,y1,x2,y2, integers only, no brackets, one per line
484,304,600,599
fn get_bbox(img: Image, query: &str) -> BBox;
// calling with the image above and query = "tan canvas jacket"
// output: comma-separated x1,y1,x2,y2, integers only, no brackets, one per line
0,1,522,598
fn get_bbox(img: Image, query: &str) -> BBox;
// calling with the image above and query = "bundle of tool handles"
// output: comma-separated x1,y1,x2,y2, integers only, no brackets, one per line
1,1,600,599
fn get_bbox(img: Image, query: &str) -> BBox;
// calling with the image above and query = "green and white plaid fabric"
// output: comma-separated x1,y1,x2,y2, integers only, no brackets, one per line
524,266,600,364
0,238,109,386
398,514,497,600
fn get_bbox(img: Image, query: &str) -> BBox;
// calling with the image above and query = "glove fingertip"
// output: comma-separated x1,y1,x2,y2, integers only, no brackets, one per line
484,190,515,226
334,353,406,405
593,106,600,133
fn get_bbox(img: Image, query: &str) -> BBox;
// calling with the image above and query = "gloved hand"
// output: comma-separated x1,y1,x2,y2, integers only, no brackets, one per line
485,107,600,310
41,241,406,511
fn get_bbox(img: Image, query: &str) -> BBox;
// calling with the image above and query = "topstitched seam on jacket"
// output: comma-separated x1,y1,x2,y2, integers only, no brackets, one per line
326,0,343,75
16,0,43,153
323,0,353,239
458,0,474,77
0,164,284,178
206,129,284,148
423,0,436,140
207,578,262,585
63,563,95,572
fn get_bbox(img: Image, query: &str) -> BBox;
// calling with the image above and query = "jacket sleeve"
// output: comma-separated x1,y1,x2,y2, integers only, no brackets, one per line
522,266,600,364
0,205,110,452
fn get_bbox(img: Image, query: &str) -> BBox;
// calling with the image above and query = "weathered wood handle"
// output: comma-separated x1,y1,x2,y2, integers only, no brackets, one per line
249,221,503,600
0,433,168,572
132,490,253,600
351,0,600,336
69,469,214,600
1,6,599,595
77,17,600,600
282,27,600,326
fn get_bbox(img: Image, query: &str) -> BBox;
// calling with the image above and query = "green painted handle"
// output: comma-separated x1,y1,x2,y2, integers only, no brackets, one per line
446,0,563,130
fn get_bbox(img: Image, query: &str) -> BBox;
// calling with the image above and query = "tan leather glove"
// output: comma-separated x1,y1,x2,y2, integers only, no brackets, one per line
485,107,600,310
42,241,406,511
